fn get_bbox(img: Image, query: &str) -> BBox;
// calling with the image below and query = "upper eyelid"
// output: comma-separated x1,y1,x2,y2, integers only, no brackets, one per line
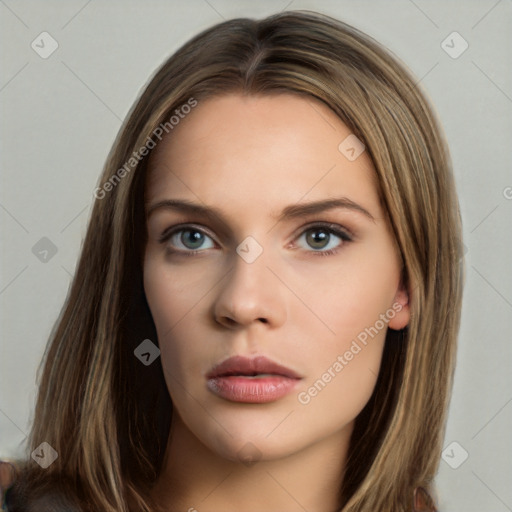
159,221,353,247
290,222,353,244
158,222,216,242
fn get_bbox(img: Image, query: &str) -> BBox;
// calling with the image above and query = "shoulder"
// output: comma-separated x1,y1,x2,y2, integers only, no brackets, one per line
1,461,83,512
413,486,439,512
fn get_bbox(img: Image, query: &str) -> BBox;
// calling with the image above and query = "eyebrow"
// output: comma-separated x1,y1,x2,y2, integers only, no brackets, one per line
146,197,375,226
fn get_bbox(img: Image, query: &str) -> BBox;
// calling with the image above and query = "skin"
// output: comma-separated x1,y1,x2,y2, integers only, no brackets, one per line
0,461,16,501
143,93,410,512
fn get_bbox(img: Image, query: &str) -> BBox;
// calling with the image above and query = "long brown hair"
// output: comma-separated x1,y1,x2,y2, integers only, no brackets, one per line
3,10,463,511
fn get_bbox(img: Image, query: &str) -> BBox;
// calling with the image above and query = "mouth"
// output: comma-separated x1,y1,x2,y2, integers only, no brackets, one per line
206,355,302,404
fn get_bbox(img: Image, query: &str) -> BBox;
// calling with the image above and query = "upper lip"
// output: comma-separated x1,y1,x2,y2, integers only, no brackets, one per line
207,355,302,379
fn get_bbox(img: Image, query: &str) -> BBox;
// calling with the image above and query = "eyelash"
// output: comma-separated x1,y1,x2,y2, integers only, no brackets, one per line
158,222,353,258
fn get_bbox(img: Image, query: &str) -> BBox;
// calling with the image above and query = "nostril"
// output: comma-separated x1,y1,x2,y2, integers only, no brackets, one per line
221,316,237,327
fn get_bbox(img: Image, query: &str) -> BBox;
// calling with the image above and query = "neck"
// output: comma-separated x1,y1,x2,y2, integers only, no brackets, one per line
150,415,352,512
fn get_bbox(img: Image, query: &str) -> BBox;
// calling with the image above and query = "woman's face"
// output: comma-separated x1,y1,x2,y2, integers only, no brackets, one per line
143,93,409,463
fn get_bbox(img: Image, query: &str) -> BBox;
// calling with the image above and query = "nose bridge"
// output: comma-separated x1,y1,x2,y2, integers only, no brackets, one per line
213,236,286,327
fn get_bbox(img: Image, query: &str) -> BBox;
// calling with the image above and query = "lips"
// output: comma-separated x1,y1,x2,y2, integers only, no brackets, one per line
206,355,302,403
207,355,301,379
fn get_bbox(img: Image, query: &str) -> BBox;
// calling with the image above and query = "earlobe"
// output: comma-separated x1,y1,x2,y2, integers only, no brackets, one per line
388,282,410,331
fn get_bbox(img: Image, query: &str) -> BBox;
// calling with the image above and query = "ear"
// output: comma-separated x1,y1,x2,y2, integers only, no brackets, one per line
388,277,410,330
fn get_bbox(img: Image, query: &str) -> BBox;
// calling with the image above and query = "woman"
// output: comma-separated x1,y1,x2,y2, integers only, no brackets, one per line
1,10,462,511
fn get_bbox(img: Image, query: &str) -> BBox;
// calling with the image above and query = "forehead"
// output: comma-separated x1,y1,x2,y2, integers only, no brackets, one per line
145,93,380,218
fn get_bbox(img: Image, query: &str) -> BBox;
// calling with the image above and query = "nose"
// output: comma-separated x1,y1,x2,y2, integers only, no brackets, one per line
212,247,287,329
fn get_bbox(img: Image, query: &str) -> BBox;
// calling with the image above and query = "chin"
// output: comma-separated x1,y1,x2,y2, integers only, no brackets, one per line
191,413,311,464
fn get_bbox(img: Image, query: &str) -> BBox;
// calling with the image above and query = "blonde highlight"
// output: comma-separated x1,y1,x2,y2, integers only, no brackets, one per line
4,11,462,512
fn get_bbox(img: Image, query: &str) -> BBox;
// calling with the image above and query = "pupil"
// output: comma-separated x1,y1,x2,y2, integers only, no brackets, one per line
182,230,204,249
307,229,329,249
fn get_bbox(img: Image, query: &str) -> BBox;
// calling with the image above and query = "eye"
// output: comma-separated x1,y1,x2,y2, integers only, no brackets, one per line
158,222,352,257
295,223,352,256
159,225,215,254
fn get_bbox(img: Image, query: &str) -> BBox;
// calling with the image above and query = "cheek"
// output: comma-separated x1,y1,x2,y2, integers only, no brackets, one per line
295,341,383,434
143,256,215,390
143,253,213,332
143,258,185,370
292,251,399,415
295,248,400,345
294,289,389,428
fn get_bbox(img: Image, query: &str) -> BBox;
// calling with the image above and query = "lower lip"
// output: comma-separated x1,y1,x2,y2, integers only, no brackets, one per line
207,375,300,403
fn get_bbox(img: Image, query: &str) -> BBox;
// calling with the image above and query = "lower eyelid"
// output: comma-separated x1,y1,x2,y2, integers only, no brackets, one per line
295,231,350,253
160,223,352,253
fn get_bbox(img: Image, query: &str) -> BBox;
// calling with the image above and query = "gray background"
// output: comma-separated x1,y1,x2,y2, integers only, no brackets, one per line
1,1,511,510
